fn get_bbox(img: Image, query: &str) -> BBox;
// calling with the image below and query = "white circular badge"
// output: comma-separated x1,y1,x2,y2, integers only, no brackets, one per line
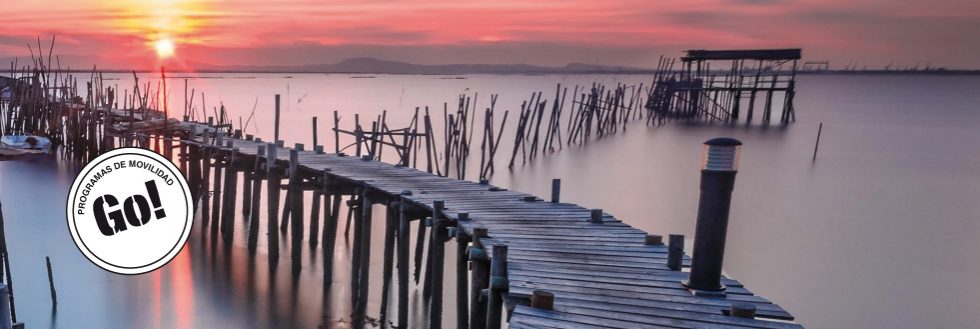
66,147,193,275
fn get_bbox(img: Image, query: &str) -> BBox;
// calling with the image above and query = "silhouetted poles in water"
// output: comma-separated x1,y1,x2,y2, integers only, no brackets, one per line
324,83,649,182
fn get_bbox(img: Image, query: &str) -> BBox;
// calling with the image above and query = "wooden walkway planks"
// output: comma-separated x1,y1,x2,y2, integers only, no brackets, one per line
182,122,799,329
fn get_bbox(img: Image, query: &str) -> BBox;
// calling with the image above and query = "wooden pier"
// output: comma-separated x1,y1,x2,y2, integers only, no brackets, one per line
175,120,800,329
1,40,802,328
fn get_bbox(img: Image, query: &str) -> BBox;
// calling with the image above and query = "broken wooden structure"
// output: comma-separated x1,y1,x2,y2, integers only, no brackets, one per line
647,49,801,125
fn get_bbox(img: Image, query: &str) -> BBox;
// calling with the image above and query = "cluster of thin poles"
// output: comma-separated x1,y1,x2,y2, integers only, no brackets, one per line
332,82,649,181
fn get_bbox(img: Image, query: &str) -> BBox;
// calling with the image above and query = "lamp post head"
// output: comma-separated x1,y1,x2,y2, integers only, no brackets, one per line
702,138,742,172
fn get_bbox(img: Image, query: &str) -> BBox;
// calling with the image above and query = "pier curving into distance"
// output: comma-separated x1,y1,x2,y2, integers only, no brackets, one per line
177,120,800,329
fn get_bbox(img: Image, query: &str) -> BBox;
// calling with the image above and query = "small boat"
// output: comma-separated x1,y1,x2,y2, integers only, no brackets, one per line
1,135,52,151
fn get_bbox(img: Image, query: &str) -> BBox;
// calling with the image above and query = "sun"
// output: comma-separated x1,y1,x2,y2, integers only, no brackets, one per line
154,38,176,58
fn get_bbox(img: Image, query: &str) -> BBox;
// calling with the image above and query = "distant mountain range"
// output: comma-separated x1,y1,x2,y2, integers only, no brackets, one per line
193,57,657,75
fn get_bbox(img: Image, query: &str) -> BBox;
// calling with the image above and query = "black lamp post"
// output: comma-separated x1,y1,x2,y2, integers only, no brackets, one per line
683,137,742,292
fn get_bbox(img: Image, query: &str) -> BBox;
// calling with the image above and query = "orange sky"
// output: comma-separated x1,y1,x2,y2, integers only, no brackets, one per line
1,0,978,69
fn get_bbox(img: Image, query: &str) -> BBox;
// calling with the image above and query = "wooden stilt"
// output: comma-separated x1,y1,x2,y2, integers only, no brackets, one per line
486,244,508,329
354,191,373,321
209,140,223,238
188,140,202,212
266,143,281,264
455,213,471,329
322,182,342,282
350,191,364,302
413,212,427,284
247,145,266,254
469,228,490,329
428,200,446,329
289,149,303,274
242,157,252,217
397,195,411,327
379,201,397,324
200,132,212,232
280,186,292,233
220,144,238,242
309,190,321,247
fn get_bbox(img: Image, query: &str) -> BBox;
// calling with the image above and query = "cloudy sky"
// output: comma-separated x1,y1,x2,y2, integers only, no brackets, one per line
1,0,978,70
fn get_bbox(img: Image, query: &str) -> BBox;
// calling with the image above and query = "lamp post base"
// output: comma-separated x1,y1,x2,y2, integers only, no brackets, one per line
682,279,727,293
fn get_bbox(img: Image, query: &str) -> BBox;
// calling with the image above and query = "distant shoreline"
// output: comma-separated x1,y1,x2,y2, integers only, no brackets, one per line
2,69,979,76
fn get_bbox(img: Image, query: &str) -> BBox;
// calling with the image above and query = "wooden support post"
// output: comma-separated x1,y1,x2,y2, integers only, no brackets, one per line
242,161,252,217
379,201,398,324
396,194,412,328
812,122,823,162
413,209,428,284
590,209,603,224
355,192,373,318
486,245,508,329
350,193,364,301
322,173,341,282
428,200,446,329
247,145,266,254
188,142,202,211
333,111,340,154
530,290,554,310
312,116,318,150
667,234,684,271
210,145,224,238
355,114,362,157
45,257,56,307
0,203,17,324
423,218,435,298
469,228,490,329
220,146,239,242
344,196,356,237
200,131,212,231
266,143,281,264
455,214,471,329
274,94,281,143
289,149,303,274
180,142,188,175
550,178,561,203
309,190,321,247
0,284,11,329
280,189,292,233
281,143,302,232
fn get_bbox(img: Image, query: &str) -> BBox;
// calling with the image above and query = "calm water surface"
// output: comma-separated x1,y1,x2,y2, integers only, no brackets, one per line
0,74,978,328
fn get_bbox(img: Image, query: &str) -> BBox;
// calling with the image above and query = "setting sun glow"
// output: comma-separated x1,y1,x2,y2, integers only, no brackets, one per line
154,38,175,58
